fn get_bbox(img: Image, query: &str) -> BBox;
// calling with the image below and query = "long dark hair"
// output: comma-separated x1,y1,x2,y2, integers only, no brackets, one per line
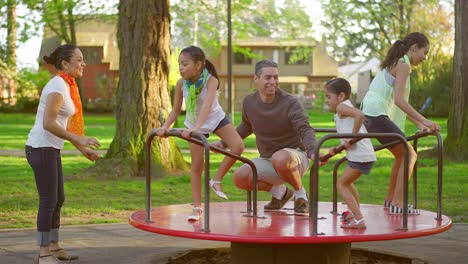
180,45,219,89
380,32,429,70
43,44,78,70
325,78,351,100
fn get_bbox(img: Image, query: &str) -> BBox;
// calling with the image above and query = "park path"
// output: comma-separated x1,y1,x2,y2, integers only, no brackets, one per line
0,148,260,157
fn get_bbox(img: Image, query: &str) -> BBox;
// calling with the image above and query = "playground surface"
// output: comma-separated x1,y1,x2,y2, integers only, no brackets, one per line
0,221,466,263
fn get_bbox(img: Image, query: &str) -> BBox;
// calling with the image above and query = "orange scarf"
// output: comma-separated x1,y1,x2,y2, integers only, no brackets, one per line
57,71,84,136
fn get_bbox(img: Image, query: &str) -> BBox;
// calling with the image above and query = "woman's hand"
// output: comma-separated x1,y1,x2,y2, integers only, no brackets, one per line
76,136,100,149
421,119,441,132
79,146,100,162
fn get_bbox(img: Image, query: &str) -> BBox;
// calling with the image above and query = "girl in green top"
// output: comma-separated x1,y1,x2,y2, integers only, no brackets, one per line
361,32,440,215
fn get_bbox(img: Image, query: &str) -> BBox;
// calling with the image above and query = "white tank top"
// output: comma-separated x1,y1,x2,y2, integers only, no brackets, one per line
335,100,376,162
361,55,411,131
182,74,225,134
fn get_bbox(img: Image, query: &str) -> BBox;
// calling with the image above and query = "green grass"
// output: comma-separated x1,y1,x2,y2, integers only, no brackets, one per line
0,112,464,229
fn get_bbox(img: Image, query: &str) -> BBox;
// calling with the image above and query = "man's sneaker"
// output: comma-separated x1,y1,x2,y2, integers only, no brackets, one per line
294,198,309,214
264,187,293,211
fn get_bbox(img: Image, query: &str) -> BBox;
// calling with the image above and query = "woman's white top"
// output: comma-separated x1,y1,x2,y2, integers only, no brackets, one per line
26,76,75,149
335,100,376,162
182,74,225,134
361,55,411,131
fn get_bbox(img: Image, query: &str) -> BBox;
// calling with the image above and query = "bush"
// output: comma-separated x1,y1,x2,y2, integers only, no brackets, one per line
83,98,115,113
0,69,51,113
410,53,452,117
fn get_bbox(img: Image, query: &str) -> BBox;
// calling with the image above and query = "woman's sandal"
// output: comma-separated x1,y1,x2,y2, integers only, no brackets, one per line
187,207,203,221
34,254,65,264
341,218,366,229
209,179,228,200
384,200,415,209
50,248,79,261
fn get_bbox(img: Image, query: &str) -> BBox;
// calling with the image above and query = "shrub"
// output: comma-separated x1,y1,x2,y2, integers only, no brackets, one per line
410,53,452,117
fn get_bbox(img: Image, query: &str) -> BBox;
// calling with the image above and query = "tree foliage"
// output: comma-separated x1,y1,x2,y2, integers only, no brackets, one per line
320,0,453,63
23,0,116,44
171,0,313,58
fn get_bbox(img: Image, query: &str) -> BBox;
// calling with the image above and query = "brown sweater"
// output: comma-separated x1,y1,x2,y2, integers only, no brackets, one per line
237,89,317,158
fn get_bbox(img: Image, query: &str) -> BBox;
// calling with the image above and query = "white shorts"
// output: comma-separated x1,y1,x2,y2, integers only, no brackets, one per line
240,148,310,185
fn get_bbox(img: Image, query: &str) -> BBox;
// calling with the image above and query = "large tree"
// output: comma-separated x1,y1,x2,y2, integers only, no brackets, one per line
5,0,17,71
444,0,467,160
90,0,188,178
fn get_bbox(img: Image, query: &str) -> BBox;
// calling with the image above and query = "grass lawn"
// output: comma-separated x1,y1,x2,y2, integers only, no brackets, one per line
0,112,464,229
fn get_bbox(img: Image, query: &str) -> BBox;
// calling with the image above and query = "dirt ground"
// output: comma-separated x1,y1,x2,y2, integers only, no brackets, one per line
155,247,430,264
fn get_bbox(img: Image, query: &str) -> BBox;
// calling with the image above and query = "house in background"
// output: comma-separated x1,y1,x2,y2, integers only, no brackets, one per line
39,19,339,112
38,17,119,104
211,39,339,111
338,57,380,105
0,60,16,104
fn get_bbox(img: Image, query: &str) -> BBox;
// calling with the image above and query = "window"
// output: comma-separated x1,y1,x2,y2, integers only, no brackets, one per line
284,48,311,65
234,52,252,64
80,47,103,64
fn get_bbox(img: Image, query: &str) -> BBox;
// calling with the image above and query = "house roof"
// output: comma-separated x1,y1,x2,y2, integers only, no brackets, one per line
338,57,380,79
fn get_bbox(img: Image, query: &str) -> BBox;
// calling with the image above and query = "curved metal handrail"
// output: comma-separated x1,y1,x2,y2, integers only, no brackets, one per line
145,128,258,232
311,133,410,234
328,131,443,220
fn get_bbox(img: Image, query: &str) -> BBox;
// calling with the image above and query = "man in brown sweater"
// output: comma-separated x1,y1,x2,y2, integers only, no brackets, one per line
218,60,317,214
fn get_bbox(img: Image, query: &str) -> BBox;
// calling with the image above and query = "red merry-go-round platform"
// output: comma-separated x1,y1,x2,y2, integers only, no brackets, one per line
132,129,450,263
129,201,451,264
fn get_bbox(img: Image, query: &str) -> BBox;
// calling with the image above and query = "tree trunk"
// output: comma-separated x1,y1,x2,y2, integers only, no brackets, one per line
6,0,16,71
66,0,77,45
444,0,468,161
90,0,188,178
5,0,16,104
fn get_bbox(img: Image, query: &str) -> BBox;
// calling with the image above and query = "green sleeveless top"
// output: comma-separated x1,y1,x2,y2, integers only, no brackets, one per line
361,55,411,132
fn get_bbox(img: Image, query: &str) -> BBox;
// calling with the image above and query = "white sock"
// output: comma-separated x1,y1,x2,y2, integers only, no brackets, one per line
294,186,308,200
270,184,286,200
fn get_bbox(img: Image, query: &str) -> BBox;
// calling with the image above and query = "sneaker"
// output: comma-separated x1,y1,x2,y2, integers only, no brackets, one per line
294,198,309,214
187,207,203,221
388,204,420,215
340,211,354,225
341,218,366,229
264,187,293,211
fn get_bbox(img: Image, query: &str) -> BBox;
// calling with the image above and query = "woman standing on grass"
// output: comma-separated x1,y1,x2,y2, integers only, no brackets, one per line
360,32,440,215
25,44,100,264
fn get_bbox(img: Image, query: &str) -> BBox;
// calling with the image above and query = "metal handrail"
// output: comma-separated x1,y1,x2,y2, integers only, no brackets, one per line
328,131,443,220
144,128,258,232
311,133,409,234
